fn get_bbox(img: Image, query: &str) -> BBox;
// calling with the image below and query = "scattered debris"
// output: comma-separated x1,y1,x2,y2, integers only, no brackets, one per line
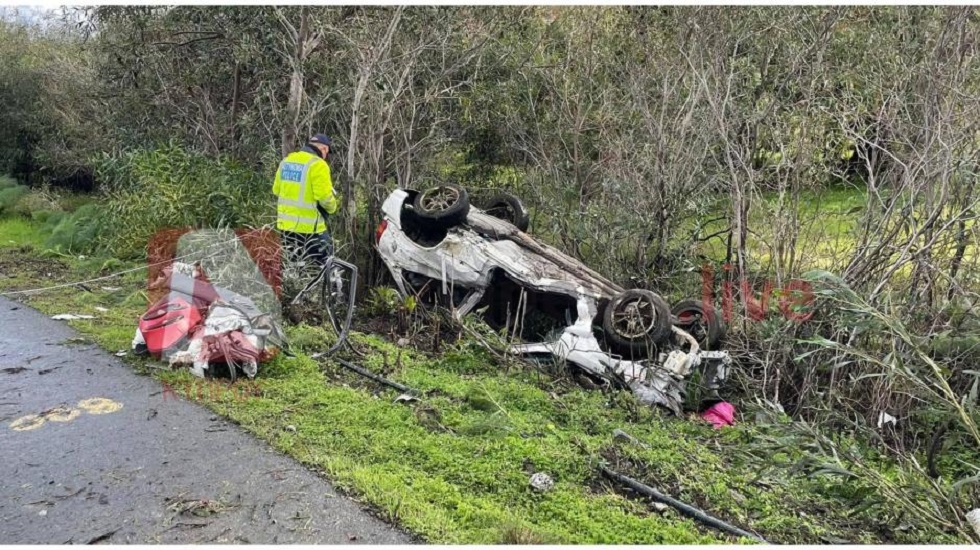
114,350,127,357
84,528,119,544
101,286,121,292
134,263,284,380
52,314,94,321
38,509,47,517
166,496,236,518
650,502,669,513
393,393,418,404
600,466,766,542
94,307,109,313
612,428,651,449
700,401,736,429
877,411,897,428
284,425,297,432
529,472,554,492
967,509,980,539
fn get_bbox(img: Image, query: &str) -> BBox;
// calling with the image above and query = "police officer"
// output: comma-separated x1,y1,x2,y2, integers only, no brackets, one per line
272,133,339,267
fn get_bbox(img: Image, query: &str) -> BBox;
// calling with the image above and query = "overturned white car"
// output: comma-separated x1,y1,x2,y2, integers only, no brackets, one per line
374,184,730,414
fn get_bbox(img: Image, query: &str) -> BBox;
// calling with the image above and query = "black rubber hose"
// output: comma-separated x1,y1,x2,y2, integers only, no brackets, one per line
333,358,416,395
600,466,767,543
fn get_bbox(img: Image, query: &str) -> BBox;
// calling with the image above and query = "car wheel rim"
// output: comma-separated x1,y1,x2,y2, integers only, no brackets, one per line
612,297,658,339
420,186,459,213
487,204,515,221
677,310,708,344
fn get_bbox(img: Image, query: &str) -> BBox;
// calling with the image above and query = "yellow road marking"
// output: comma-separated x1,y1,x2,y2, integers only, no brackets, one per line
9,414,45,431
77,397,123,414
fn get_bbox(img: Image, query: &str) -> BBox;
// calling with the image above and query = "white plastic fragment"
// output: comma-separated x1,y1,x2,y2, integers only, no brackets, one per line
95,307,109,313
52,314,94,320
966,509,980,539
529,472,554,492
393,393,417,404
877,411,897,428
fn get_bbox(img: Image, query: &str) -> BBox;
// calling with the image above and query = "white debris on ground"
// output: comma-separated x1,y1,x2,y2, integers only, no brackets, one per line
52,314,95,320
877,411,898,428
966,509,980,538
529,472,554,492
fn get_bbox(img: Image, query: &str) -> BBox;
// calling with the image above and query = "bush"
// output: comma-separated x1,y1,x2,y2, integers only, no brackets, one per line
44,203,104,254
11,187,62,217
0,183,28,215
92,142,273,258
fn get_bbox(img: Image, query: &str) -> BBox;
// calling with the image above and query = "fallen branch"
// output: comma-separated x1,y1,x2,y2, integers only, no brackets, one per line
333,358,416,395
600,466,767,543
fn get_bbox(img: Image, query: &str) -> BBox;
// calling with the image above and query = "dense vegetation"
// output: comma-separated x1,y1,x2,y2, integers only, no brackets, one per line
1,6,978,542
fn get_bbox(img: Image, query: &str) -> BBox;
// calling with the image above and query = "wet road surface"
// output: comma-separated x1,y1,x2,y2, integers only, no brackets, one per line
0,296,411,544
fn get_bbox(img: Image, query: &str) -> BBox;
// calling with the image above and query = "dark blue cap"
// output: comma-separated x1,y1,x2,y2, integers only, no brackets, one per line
310,133,331,147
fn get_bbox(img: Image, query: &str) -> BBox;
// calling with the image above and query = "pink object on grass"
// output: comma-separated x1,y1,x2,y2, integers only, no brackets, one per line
701,401,736,428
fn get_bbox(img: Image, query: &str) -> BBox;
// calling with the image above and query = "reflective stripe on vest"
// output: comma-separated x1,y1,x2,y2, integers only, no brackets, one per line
276,156,323,233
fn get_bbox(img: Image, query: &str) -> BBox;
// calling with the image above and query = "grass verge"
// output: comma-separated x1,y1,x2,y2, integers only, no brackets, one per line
0,215,962,544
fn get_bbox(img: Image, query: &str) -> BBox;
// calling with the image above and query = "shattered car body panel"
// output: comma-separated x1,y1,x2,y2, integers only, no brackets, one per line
376,188,731,413
379,191,618,303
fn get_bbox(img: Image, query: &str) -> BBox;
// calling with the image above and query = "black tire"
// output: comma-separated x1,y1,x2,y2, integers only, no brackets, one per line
482,192,530,232
602,289,673,357
671,299,726,350
412,184,470,228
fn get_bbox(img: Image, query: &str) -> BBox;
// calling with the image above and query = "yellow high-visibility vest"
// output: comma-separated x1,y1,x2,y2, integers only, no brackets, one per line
272,150,339,234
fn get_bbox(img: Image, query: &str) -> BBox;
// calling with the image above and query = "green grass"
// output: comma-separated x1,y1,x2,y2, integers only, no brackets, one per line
0,211,964,544
0,216,48,249
693,186,866,271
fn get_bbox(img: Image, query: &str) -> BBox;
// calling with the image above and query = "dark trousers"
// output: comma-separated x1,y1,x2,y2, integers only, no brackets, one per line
280,231,334,269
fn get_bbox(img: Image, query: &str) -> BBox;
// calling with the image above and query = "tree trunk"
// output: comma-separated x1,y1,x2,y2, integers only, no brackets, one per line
229,61,241,148
281,8,309,157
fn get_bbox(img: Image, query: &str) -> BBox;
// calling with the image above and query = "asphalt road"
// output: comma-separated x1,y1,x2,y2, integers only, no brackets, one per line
0,296,411,544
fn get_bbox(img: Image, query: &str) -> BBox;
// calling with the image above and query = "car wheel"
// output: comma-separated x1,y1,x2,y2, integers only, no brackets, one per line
671,299,726,350
602,289,672,357
412,184,470,227
483,192,530,232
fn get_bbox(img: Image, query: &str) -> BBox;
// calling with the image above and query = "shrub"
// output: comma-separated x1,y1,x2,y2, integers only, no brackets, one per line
92,142,273,258
44,203,104,254
0,174,30,215
10,187,62,217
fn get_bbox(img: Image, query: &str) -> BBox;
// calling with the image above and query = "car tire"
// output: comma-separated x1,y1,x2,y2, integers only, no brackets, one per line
412,184,470,228
482,192,530,232
602,289,673,357
671,299,726,350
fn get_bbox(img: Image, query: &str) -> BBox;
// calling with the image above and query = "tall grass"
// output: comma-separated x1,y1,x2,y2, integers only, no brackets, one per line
93,142,274,258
